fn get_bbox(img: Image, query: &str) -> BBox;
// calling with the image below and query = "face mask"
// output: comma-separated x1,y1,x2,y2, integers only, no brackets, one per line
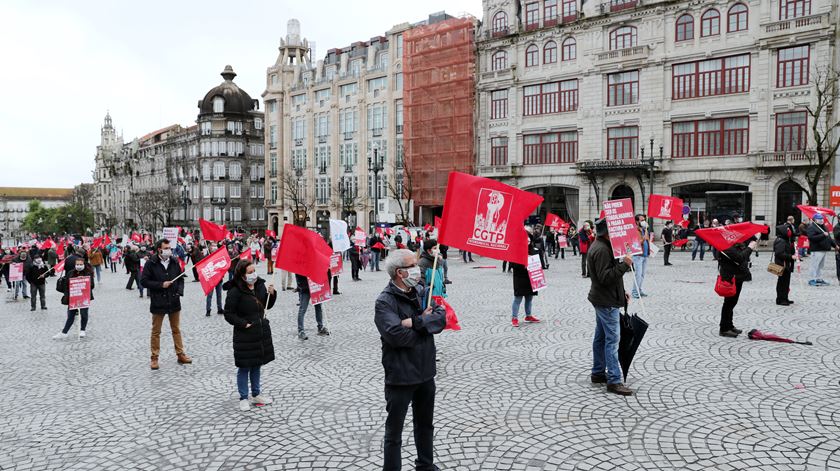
75,264,85,272
640,221,648,229
245,273,258,284
34,260,43,267
402,266,421,288
160,249,172,260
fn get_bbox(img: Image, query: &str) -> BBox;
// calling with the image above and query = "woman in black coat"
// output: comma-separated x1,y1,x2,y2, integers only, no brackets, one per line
223,259,277,411
718,238,756,338
510,236,541,327
774,224,796,306
53,259,95,340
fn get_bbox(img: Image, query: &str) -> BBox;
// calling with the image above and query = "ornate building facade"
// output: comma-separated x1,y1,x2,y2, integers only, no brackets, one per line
476,0,838,227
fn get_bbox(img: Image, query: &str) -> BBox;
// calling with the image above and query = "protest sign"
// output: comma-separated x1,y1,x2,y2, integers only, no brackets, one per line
68,276,91,310
527,254,547,292
603,198,642,258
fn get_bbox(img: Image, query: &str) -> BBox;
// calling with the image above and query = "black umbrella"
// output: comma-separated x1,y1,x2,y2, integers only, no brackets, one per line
619,308,648,382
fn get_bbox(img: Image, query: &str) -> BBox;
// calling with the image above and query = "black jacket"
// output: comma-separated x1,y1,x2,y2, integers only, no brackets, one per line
124,252,140,271
62,265,95,304
374,282,446,386
223,278,277,368
25,263,51,286
661,227,674,243
806,222,835,252
718,244,753,282
511,262,537,297
140,255,184,315
773,225,795,273
587,236,631,308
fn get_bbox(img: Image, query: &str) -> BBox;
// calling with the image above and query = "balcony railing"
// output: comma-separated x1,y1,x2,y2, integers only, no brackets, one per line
763,13,829,35
210,197,227,205
294,138,304,147
490,27,510,38
756,151,813,166
344,132,355,140
318,135,328,144
596,45,649,64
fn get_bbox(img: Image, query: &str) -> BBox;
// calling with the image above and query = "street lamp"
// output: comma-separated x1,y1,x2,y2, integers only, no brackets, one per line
368,145,383,228
181,181,191,226
641,137,664,214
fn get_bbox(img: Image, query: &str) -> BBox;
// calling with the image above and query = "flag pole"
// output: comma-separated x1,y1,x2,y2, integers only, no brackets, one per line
625,242,647,318
426,244,440,309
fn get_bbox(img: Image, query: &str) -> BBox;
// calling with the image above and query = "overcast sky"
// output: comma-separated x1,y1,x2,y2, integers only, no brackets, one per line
0,0,481,189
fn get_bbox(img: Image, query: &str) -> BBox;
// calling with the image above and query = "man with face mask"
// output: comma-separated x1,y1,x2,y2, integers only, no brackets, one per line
631,214,652,298
375,249,447,470
25,256,50,311
13,248,31,300
140,239,191,370
661,221,674,266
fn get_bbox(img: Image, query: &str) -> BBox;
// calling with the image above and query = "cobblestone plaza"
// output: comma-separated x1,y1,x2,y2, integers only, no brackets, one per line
1,251,839,470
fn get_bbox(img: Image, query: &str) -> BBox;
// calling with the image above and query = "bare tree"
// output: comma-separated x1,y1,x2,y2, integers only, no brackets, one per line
803,66,840,205
386,163,415,226
131,191,158,232
283,172,316,227
332,179,365,222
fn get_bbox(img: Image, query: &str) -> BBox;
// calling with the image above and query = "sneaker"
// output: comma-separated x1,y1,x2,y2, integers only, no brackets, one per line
817,279,830,286
590,374,607,384
444,280,452,285
607,383,634,396
524,315,541,323
731,328,743,335
809,280,819,286
30,307,35,311
79,331,86,338
317,326,330,336
298,331,309,340
640,293,648,297
249,395,273,405
52,332,68,340
719,329,739,338
239,399,250,411
41,306,47,310
511,318,519,328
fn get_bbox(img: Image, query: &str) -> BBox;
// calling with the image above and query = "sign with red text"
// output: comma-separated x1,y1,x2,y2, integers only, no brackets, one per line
307,278,333,305
8,263,23,282
68,276,91,310
162,227,179,242
527,255,547,292
603,198,642,258
329,253,343,276
557,234,568,248
830,186,840,207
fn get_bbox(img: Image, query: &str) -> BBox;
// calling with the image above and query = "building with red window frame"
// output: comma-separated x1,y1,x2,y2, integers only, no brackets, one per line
476,0,838,229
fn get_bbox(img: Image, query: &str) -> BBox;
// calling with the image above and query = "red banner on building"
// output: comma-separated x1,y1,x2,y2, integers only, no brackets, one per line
830,186,840,207
68,276,91,310
329,253,343,276
603,198,642,258
527,255,547,292
307,278,333,305
648,194,684,220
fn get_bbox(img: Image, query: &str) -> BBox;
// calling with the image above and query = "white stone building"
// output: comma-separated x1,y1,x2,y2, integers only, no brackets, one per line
476,0,838,227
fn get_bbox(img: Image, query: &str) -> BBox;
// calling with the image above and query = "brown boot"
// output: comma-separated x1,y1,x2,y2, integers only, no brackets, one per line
150,357,159,370
607,383,633,396
177,354,192,364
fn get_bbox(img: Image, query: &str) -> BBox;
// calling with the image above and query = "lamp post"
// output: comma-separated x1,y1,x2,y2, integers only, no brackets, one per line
368,146,382,229
641,137,664,214
181,181,191,227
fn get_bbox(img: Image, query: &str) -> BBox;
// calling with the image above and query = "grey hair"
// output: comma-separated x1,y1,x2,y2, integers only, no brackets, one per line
385,249,417,278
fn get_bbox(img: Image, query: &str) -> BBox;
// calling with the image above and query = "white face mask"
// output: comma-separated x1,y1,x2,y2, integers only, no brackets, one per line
160,249,172,260
640,221,648,229
75,264,85,272
402,266,421,288
245,273,258,285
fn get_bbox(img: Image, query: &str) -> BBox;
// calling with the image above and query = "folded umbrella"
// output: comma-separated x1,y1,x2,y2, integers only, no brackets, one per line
747,329,812,345
619,309,649,382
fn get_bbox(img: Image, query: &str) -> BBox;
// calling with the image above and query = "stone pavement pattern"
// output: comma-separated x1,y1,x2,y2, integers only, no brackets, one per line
1,251,839,470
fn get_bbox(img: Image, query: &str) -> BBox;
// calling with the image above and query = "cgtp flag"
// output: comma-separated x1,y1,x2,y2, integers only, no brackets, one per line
194,248,232,295
199,218,227,241
796,205,836,221
695,222,770,252
648,195,684,220
544,213,566,230
329,219,351,252
53,259,65,274
437,172,543,265
275,224,332,285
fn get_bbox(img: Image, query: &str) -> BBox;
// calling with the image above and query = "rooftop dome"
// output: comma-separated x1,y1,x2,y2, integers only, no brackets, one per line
197,65,258,117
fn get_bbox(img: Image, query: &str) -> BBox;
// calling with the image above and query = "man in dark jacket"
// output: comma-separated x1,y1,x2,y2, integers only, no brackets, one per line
124,246,141,290
140,239,190,370
773,224,795,306
806,214,835,286
374,249,446,471
661,221,674,266
587,218,634,396
25,255,50,311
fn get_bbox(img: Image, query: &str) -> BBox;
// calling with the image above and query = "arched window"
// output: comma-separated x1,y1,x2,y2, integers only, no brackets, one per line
701,9,720,37
543,41,557,64
212,96,225,113
491,50,508,71
609,26,637,50
562,37,576,61
492,11,508,35
675,14,694,41
728,3,748,32
525,44,539,67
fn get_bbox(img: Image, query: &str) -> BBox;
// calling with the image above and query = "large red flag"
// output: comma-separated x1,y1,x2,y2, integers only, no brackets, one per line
544,213,565,229
437,172,543,264
199,218,227,241
39,238,55,250
648,194,684,220
434,216,442,229
91,237,104,250
240,248,252,260
274,225,332,284
194,248,232,295
695,222,769,252
265,229,277,239
103,235,112,246
796,205,836,220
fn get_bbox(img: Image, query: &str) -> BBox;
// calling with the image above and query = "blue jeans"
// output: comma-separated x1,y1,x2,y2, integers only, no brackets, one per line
631,255,648,297
370,251,380,271
237,366,261,400
297,291,323,334
511,295,533,319
592,306,622,385
62,308,89,334
14,279,29,298
93,265,101,282
206,282,223,312
692,240,705,260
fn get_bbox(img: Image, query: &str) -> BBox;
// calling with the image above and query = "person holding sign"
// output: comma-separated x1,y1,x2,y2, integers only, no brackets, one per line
52,259,95,340
294,273,330,340
223,259,277,411
587,218,634,396
141,239,191,370
631,215,653,299
509,234,543,328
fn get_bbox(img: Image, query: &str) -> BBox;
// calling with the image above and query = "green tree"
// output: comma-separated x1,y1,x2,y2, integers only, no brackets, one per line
21,200,57,235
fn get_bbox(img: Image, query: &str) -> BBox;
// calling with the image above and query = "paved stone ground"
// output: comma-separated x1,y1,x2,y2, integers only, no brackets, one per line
1,249,839,470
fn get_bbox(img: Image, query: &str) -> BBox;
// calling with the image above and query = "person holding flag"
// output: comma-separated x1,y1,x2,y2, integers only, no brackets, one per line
223,259,277,411
25,255,51,311
141,238,191,370
717,237,756,338
52,257,95,340
773,224,796,306
205,244,226,316
510,233,542,327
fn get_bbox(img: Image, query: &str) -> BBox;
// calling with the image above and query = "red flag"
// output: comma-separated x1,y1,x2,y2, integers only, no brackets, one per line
130,232,142,243
423,223,433,232
544,213,566,229
103,235,112,246
375,227,383,235
648,194,684,220
432,296,461,331
385,228,395,236
178,257,186,272
434,216,442,229
56,244,65,259
796,204,836,220
695,222,769,252
199,218,227,241
266,230,277,238
437,172,543,264
91,237,104,250
240,248,252,260
54,259,65,274
274,225,331,284
194,248,232,295
372,242,385,250
677,219,690,229
39,238,55,250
